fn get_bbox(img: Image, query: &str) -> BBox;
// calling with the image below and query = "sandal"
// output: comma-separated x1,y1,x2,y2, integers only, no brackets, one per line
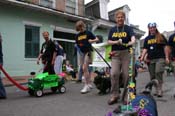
108,97,119,105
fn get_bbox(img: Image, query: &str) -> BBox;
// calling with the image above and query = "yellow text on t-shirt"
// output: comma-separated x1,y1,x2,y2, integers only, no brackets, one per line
147,38,156,44
112,32,127,38
78,35,87,41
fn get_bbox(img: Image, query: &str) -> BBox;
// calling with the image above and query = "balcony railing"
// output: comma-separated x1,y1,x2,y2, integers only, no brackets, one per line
39,0,55,9
16,0,56,9
16,0,34,3
15,0,84,15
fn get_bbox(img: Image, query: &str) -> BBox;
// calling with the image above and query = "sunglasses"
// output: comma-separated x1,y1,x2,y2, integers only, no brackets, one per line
148,23,157,28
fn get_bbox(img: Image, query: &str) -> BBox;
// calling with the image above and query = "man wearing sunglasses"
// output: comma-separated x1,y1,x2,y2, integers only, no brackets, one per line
140,22,169,97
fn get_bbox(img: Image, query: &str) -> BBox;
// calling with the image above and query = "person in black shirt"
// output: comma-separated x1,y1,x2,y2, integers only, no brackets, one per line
140,23,169,97
107,10,136,105
53,40,64,74
37,31,57,74
167,21,175,97
75,20,99,94
0,33,6,99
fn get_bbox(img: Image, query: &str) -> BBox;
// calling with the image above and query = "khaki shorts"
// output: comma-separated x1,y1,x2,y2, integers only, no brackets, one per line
79,52,92,66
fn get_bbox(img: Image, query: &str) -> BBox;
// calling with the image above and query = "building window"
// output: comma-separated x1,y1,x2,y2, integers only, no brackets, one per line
25,25,40,58
39,0,56,9
66,0,77,14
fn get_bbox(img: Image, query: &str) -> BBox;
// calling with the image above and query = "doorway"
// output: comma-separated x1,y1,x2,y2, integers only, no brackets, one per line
53,31,77,67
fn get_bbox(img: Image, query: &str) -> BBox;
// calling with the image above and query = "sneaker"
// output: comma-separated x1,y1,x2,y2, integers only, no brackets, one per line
81,85,90,94
88,84,93,89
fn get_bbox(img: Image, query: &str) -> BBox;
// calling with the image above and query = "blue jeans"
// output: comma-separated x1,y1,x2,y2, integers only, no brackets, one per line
0,72,6,97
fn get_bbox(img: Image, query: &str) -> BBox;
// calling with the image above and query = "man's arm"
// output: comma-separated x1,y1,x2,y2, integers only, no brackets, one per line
37,43,44,65
37,53,42,65
128,36,136,46
140,49,148,61
164,45,171,64
108,39,122,45
88,37,99,43
51,51,57,65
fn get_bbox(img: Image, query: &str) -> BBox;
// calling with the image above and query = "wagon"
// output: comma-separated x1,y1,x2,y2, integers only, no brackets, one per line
28,72,66,97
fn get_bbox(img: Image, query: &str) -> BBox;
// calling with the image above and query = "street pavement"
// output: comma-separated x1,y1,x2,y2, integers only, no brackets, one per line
0,71,175,116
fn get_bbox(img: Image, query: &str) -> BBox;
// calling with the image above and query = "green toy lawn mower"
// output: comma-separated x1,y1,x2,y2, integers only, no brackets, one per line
28,72,66,97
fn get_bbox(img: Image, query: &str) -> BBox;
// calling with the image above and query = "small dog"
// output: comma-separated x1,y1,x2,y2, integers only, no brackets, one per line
94,70,125,95
93,70,111,95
